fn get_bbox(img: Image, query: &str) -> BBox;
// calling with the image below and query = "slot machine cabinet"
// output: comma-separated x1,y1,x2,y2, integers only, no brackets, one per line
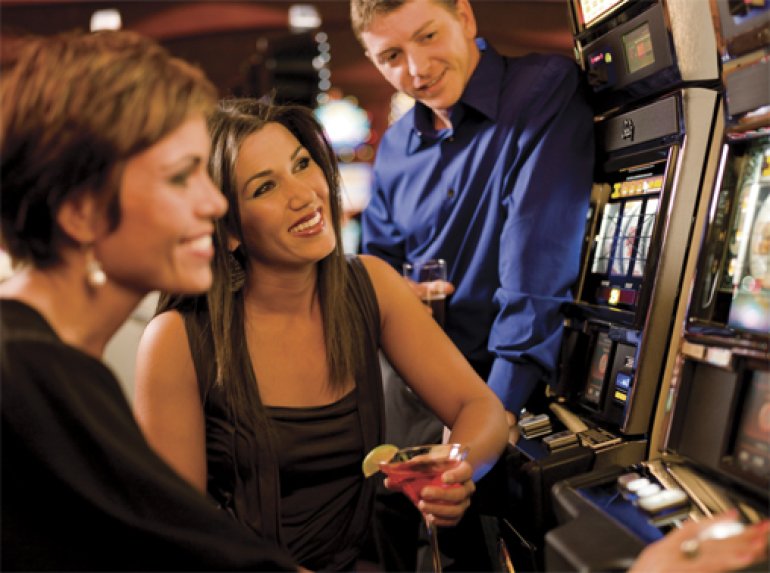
545,0,722,456
545,2,770,570
504,2,723,567
558,88,722,441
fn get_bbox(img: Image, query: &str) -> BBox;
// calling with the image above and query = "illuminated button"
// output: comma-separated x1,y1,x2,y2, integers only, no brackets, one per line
626,477,651,493
617,472,641,490
614,390,628,401
609,288,620,305
637,483,662,497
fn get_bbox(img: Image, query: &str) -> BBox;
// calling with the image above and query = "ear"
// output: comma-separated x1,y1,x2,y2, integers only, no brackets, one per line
456,0,477,40
56,192,103,244
227,234,241,253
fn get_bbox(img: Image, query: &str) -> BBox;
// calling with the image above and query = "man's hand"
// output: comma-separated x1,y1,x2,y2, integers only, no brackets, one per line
403,277,455,302
630,512,770,573
505,411,520,446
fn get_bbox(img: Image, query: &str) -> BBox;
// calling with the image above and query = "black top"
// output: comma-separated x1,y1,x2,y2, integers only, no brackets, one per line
0,299,296,572
269,391,362,570
183,256,385,571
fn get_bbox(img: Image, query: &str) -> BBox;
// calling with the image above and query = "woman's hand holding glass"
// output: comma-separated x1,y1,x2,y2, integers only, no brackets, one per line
384,458,476,528
424,459,475,528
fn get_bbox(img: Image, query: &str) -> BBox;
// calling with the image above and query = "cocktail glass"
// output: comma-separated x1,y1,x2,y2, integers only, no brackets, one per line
379,443,469,573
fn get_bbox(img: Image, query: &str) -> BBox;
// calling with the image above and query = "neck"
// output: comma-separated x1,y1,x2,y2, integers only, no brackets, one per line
433,109,453,131
0,266,142,358
242,262,319,317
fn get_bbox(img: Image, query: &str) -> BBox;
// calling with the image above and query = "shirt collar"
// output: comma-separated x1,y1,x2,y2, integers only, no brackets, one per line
406,38,503,154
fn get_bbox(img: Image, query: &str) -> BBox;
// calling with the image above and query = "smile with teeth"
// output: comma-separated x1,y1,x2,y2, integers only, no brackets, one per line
187,235,212,249
289,209,322,233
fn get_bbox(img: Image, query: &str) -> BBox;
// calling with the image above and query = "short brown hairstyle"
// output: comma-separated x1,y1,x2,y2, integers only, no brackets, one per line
1,30,217,267
350,0,457,44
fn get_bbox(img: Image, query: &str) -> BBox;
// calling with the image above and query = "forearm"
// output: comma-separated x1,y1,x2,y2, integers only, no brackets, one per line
447,395,508,480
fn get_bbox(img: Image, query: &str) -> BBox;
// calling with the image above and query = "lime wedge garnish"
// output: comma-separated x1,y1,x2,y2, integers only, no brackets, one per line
362,444,399,477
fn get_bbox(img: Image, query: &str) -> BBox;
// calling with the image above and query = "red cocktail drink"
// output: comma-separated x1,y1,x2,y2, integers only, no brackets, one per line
374,443,468,573
380,457,461,506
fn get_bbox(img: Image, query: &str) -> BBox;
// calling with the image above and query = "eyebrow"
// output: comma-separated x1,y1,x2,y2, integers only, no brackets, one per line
240,144,305,195
164,155,200,173
374,20,435,60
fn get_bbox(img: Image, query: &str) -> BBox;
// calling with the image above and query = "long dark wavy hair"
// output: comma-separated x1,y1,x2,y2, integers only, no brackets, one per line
158,99,365,432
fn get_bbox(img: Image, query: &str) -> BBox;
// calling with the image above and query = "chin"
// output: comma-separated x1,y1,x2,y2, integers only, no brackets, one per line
170,272,213,295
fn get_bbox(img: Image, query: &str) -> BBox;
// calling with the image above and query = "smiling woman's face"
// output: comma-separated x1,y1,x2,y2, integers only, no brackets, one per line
95,114,227,296
233,121,336,270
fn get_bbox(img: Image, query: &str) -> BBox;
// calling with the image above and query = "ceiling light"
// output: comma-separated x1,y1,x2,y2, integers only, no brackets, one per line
90,9,122,32
289,4,321,32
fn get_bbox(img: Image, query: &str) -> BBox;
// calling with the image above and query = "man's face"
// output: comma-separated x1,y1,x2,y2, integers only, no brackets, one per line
361,0,479,117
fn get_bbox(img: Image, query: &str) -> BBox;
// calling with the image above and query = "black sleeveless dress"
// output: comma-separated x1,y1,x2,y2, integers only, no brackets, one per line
182,256,385,571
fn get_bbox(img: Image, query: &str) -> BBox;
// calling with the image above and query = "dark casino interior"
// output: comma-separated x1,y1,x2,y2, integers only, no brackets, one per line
1,1,769,571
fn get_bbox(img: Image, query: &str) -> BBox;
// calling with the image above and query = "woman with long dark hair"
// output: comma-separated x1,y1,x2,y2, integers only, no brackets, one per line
134,99,509,570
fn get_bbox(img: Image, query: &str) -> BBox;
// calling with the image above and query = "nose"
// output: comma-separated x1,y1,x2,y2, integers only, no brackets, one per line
198,174,228,220
406,49,429,78
286,178,317,211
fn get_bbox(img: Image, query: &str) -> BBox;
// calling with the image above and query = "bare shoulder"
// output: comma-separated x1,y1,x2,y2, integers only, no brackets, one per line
357,254,400,286
355,255,409,323
137,309,190,362
135,309,197,405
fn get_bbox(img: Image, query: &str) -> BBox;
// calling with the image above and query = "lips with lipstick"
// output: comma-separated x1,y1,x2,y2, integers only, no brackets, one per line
289,208,324,235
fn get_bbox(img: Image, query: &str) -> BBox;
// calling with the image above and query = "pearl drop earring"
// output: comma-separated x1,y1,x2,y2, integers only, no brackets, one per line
86,255,107,288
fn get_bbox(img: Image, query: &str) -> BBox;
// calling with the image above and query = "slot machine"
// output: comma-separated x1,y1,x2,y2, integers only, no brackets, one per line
503,1,724,564
544,1,770,570
544,0,723,455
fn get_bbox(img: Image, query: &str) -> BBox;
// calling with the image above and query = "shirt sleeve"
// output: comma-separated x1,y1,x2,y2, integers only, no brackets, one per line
487,59,595,414
360,158,406,269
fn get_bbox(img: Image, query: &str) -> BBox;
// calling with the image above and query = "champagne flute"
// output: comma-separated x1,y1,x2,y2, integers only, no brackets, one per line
379,443,469,573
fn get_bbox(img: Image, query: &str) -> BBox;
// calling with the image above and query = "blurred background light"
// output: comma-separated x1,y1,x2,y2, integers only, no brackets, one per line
90,9,122,31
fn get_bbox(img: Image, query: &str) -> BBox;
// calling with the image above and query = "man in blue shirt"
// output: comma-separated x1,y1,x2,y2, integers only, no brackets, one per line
351,0,594,569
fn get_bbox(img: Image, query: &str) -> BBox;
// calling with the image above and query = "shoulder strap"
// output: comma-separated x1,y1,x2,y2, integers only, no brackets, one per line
345,255,381,350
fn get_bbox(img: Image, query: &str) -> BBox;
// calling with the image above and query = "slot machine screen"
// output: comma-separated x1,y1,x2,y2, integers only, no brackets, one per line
725,140,769,334
582,160,664,314
574,0,630,29
715,0,770,56
688,137,770,336
622,23,655,74
723,0,770,28
730,370,770,484
583,331,612,406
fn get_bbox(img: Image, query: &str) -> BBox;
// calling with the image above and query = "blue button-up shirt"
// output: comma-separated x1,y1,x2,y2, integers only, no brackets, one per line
362,39,594,413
